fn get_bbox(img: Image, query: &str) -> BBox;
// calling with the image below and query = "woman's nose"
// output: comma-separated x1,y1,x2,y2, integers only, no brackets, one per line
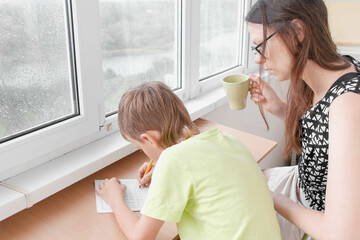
254,53,266,64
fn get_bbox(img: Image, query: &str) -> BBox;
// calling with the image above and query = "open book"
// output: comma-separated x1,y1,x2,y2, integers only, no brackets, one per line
95,179,149,213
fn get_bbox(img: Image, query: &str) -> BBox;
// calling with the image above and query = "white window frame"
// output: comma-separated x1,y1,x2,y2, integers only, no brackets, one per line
0,0,104,180
184,0,250,100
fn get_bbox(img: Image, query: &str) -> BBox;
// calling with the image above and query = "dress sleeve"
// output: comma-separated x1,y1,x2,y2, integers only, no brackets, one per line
140,150,192,223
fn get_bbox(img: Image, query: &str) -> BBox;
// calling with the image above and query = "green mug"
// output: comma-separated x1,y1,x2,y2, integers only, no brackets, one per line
223,74,251,110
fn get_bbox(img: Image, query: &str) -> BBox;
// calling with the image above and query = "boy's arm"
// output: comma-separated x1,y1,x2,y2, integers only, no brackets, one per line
112,197,164,239
96,178,164,240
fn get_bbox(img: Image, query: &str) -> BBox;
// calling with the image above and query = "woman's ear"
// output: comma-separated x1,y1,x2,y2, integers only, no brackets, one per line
140,130,161,146
291,19,305,42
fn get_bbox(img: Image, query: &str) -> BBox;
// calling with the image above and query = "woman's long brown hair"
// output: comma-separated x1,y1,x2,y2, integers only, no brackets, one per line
246,0,350,157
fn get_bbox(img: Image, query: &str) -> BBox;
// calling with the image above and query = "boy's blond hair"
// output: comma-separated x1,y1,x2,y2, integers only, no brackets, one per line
118,81,199,148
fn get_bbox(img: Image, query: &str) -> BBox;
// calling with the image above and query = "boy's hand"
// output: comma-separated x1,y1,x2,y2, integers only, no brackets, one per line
137,162,154,187
96,177,126,207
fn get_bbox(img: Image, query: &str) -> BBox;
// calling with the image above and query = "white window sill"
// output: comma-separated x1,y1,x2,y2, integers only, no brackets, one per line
0,86,227,221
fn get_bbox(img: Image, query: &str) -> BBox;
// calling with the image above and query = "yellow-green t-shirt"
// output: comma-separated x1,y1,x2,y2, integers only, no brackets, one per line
141,128,281,240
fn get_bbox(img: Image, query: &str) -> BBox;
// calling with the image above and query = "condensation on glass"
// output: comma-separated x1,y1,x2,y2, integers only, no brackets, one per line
0,0,78,143
199,0,242,80
99,0,180,115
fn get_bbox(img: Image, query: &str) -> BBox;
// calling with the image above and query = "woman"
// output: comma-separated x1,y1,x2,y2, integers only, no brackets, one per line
247,0,360,239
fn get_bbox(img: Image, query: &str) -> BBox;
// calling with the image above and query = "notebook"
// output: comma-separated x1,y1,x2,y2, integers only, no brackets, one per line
94,179,149,213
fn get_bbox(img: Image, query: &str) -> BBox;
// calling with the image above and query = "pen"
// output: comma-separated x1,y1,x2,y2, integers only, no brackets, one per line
139,159,154,188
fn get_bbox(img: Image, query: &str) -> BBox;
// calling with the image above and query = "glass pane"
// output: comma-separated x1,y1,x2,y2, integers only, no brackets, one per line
0,0,77,143
199,0,241,80
100,0,179,114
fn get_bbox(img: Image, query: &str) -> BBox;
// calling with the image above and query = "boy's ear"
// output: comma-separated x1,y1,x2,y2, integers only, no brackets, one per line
291,19,305,42
140,130,161,146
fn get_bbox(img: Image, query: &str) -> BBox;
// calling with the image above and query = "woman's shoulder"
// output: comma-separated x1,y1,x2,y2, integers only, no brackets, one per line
315,70,360,114
344,55,360,72
327,68,360,97
330,82,360,116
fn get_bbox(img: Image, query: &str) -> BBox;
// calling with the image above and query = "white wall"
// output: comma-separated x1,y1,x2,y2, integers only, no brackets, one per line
203,75,290,169
325,1,360,46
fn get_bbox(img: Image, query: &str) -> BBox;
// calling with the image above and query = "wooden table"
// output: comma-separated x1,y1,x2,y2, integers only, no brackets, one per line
0,119,277,240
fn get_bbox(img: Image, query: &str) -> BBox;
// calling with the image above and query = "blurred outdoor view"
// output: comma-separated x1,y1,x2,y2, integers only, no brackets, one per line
199,0,240,79
100,0,241,114
0,0,76,143
99,0,179,115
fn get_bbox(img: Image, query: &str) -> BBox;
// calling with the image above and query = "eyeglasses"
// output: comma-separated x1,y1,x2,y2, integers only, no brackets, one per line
251,31,278,57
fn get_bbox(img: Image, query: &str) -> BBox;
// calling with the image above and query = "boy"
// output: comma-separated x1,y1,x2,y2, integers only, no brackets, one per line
96,81,281,240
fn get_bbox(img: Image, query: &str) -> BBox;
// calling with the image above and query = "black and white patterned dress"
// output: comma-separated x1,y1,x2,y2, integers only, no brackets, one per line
298,56,360,211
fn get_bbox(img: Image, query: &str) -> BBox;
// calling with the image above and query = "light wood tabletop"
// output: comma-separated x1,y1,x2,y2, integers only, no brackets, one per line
0,118,277,240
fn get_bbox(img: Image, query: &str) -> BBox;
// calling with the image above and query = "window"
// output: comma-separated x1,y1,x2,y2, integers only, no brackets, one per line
0,0,101,181
0,0,249,181
0,0,79,144
185,0,247,98
99,0,180,115
199,0,243,80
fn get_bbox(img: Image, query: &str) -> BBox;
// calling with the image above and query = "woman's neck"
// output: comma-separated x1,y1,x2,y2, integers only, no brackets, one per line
302,60,355,104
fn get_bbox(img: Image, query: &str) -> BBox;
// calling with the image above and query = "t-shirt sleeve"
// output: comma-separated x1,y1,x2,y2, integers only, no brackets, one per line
140,150,192,223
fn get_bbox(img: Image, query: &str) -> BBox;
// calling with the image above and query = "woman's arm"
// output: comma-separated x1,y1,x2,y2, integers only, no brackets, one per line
272,192,327,238
324,92,360,239
96,178,164,240
273,92,360,240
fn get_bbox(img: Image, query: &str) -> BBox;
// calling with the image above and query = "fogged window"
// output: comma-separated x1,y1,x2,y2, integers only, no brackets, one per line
99,0,180,115
199,0,241,80
0,0,78,143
